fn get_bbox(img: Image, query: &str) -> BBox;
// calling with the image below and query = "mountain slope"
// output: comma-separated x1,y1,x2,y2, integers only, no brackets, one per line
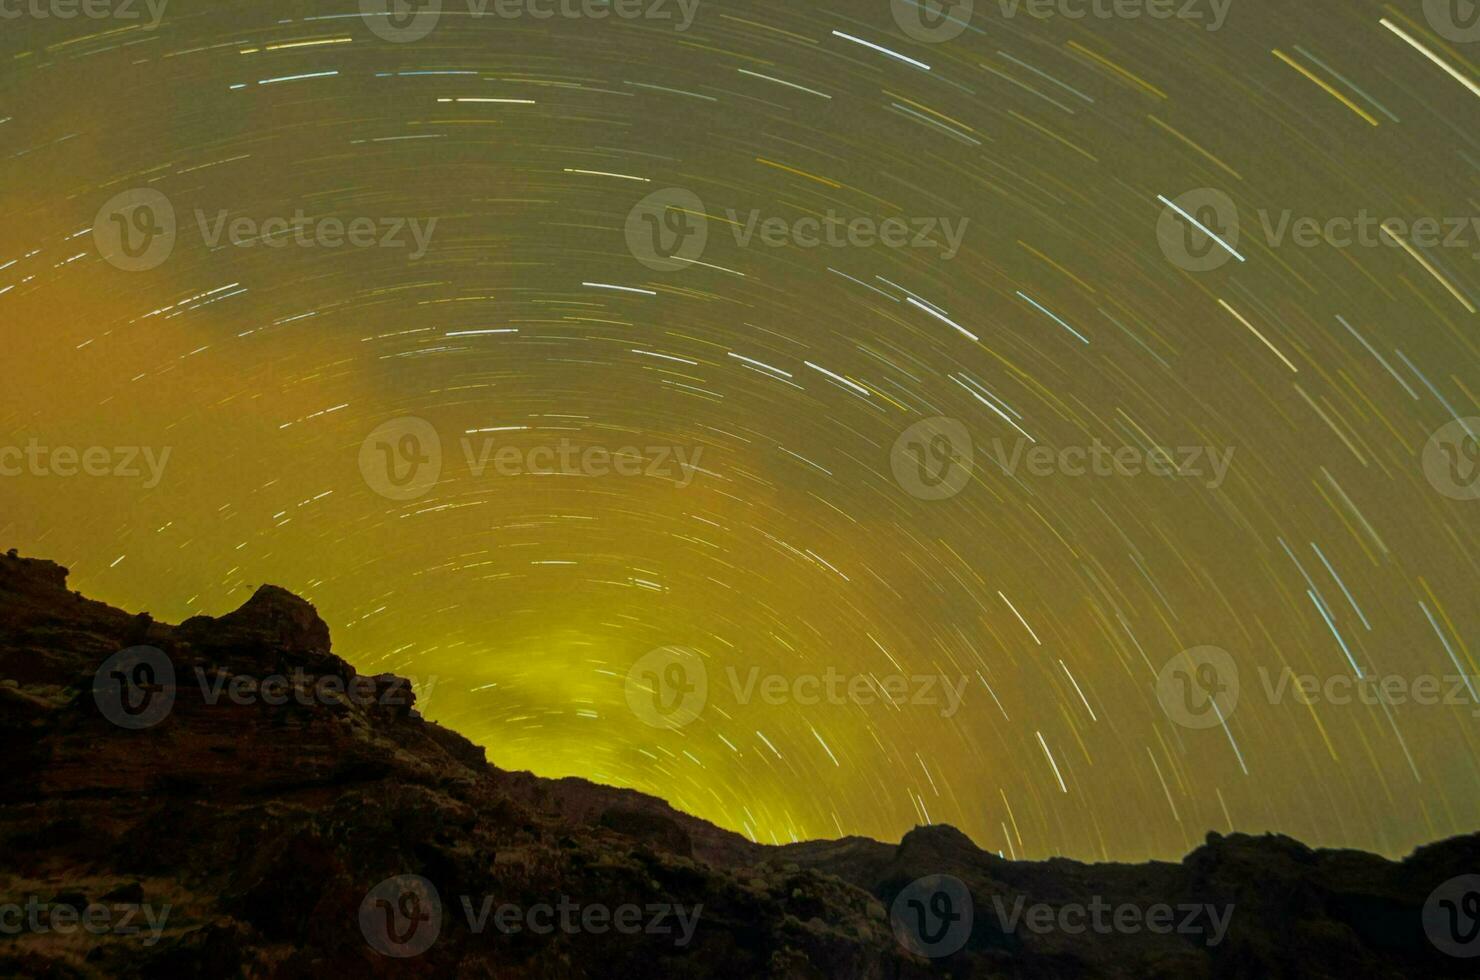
0,550,1474,978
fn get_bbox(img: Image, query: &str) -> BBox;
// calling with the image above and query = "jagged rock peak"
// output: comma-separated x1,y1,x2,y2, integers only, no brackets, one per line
188,583,332,654
0,549,71,592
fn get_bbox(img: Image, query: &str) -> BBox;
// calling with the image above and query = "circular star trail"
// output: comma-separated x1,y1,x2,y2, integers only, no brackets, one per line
2,0,1477,861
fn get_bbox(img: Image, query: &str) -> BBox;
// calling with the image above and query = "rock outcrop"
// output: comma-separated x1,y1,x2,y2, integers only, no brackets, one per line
0,550,1474,978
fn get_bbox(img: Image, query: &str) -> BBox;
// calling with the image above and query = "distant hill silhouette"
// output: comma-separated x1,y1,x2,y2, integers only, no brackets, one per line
1,549,1475,977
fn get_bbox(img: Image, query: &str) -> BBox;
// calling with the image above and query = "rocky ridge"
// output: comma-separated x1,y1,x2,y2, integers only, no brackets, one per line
0,550,1474,978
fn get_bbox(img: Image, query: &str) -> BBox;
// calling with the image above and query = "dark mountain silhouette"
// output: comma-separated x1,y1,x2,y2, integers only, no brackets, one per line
1,549,1474,978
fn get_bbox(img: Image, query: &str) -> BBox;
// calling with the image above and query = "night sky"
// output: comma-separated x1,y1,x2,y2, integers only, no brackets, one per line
2,0,1477,861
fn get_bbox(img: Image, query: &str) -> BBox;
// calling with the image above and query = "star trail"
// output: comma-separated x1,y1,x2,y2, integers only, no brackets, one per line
2,0,1477,862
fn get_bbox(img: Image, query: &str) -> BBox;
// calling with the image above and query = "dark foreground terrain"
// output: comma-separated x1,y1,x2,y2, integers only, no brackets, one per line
0,550,1475,978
